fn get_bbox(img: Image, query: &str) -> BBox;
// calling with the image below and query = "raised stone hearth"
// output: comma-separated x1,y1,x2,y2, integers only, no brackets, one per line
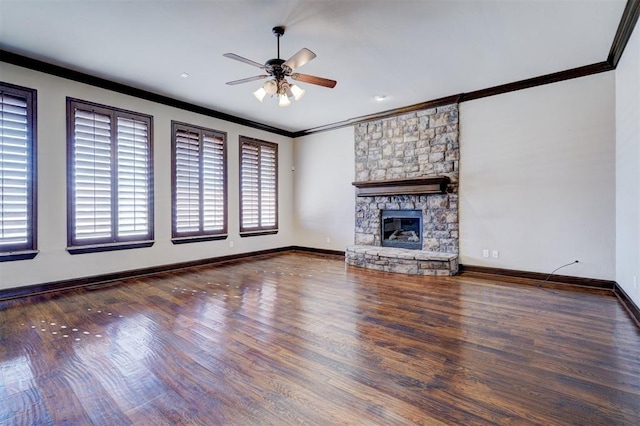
346,245,458,276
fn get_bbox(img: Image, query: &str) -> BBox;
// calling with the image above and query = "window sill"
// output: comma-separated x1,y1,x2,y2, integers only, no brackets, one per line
67,240,154,255
0,250,39,262
172,234,228,245
240,230,278,238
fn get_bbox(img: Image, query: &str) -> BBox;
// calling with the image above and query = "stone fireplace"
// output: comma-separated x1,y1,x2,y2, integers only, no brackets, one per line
346,104,459,276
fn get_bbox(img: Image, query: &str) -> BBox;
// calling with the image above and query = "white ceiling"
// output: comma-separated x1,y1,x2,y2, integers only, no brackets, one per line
0,0,627,133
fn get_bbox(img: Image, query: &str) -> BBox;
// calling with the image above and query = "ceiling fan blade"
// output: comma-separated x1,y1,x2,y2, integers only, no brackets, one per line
291,73,337,88
225,75,269,85
283,48,316,70
223,53,265,69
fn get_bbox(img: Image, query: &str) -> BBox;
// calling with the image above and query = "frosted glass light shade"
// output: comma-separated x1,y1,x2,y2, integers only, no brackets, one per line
290,84,305,101
253,87,267,102
263,80,278,95
278,94,291,107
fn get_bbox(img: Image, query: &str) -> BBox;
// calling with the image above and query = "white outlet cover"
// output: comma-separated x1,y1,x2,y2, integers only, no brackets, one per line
482,249,489,258
491,250,499,259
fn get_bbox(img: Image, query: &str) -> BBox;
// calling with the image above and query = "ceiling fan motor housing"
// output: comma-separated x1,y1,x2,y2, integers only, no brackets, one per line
265,58,290,79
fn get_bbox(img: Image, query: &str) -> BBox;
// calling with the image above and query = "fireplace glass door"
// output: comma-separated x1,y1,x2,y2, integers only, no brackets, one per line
381,209,422,250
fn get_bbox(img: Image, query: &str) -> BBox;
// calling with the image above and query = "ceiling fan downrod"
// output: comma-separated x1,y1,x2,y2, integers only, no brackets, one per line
272,26,285,59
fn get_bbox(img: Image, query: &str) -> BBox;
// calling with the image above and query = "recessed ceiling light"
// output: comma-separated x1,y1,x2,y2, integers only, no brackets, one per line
374,95,387,101
180,72,190,78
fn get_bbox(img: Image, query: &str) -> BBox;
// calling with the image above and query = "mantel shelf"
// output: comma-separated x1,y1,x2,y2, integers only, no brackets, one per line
352,176,450,197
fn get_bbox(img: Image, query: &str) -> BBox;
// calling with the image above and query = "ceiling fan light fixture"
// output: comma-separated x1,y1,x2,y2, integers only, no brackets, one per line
278,93,291,107
225,26,336,106
253,87,267,102
290,84,305,101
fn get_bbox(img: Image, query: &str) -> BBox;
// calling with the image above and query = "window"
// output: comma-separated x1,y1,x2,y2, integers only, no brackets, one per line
239,136,278,236
67,98,153,253
0,83,37,261
171,122,227,243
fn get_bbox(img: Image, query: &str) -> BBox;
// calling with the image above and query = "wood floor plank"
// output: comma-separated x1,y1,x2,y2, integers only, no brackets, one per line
1,252,639,425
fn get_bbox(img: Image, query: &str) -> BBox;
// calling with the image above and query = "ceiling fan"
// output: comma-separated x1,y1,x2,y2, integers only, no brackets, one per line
224,26,337,107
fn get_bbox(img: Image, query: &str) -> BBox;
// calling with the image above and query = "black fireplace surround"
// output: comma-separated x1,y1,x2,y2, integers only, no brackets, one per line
381,209,423,250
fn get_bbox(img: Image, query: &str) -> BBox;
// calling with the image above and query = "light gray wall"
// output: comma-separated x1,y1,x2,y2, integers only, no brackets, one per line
0,63,295,290
294,73,617,281
615,22,640,307
293,126,354,250
0,59,624,291
459,72,616,280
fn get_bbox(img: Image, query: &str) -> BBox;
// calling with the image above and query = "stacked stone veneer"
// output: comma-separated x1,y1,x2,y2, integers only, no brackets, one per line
348,104,459,275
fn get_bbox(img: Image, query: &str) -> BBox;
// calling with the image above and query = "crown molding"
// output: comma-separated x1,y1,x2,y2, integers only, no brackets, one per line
608,0,640,67
0,49,295,138
459,61,614,103
2,0,637,138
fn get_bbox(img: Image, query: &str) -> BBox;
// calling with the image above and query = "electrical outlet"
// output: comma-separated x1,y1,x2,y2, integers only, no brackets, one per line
326,237,331,244
482,249,489,258
491,250,499,259
229,241,234,248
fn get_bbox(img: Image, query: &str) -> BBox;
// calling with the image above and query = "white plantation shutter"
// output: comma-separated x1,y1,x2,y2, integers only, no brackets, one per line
202,133,225,231
72,109,113,241
240,138,278,233
172,123,226,239
0,87,35,253
68,99,153,249
175,129,200,233
117,117,150,237
260,144,277,227
240,142,260,229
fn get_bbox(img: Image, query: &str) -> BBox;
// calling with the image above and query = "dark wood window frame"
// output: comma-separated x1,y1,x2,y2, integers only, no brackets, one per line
239,136,278,237
66,98,154,254
171,121,228,244
0,82,38,262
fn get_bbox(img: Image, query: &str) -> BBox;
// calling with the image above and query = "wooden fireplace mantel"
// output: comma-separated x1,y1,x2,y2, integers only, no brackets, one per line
352,176,450,197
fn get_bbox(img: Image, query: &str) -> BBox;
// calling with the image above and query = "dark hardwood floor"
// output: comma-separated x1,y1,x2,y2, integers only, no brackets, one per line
1,252,639,425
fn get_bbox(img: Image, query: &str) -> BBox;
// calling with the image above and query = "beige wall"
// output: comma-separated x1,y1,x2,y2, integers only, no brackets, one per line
294,73,617,281
616,22,640,306
0,63,295,290
293,126,355,250
459,72,616,280
0,60,622,290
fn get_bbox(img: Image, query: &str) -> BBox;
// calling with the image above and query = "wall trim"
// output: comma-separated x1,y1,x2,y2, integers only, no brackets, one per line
293,62,614,137
3,250,637,330
608,0,640,67
614,284,640,327
290,246,346,257
0,247,292,300
3,0,634,141
0,49,615,139
458,62,613,103
459,264,616,290
460,265,639,328
0,49,294,138
2,1,636,138
290,95,462,137
0,246,346,301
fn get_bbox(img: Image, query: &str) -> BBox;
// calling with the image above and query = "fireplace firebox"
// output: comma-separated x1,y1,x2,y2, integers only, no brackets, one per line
381,209,422,250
